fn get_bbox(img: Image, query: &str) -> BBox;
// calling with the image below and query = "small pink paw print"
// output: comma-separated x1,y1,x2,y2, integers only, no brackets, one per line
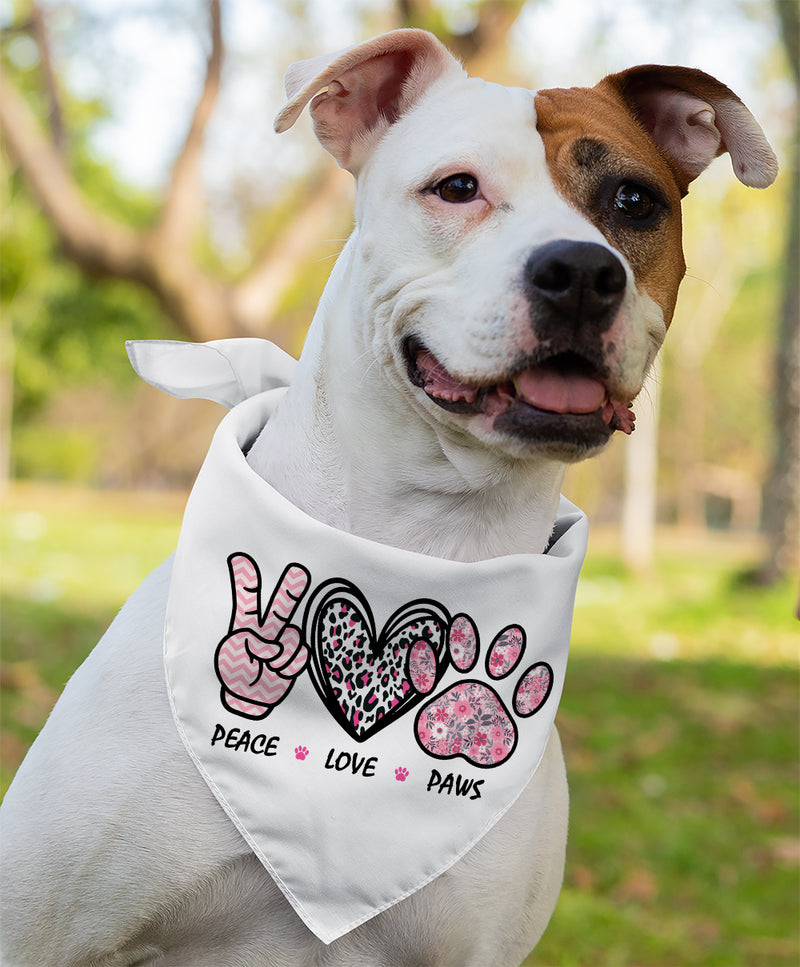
395,767,409,782
295,746,309,761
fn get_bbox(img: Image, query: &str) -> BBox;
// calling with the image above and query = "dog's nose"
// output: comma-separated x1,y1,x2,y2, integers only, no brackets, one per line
524,240,626,332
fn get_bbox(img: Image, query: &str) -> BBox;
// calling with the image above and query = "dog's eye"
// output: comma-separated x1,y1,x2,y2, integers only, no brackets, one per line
434,174,480,203
613,182,655,219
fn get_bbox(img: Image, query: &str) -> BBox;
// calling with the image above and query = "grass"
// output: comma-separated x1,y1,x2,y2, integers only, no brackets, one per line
1,484,183,785
1,483,798,966
527,658,797,966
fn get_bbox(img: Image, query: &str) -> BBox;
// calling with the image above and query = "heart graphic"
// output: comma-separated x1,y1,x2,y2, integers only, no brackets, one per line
307,580,450,741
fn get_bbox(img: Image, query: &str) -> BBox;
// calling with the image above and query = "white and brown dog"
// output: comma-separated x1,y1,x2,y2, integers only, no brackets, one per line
0,29,776,967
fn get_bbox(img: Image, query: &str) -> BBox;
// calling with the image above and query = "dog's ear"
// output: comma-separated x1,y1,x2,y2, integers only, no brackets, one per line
274,28,463,173
600,65,778,191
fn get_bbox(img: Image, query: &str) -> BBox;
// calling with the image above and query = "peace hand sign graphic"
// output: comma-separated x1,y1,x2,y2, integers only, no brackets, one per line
214,554,311,719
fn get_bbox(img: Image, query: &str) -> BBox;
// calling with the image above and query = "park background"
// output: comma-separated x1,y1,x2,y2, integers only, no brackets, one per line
1,0,798,964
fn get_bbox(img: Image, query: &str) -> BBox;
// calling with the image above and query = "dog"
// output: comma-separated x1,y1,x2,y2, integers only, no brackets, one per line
0,28,776,967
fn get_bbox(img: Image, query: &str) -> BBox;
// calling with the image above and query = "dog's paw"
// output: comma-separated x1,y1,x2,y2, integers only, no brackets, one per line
395,766,409,782
415,616,552,768
295,745,309,760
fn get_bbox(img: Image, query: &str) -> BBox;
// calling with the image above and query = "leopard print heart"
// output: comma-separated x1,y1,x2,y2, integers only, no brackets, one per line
307,581,449,741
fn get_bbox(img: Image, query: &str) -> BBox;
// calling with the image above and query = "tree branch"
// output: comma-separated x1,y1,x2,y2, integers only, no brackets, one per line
0,3,235,342
396,0,526,77
29,2,66,154
231,168,352,334
0,73,141,278
154,0,223,251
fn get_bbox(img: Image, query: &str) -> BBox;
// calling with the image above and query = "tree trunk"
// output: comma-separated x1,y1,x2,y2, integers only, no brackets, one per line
0,316,14,489
621,358,661,571
757,0,800,583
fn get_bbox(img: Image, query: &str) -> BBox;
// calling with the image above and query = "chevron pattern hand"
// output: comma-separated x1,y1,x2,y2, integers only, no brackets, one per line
215,554,311,719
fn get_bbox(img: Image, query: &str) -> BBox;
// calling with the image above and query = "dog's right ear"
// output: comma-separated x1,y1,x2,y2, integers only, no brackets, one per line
274,29,463,174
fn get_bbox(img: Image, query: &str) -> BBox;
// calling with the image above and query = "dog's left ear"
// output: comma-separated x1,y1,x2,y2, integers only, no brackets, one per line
600,65,778,191
274,28,464,174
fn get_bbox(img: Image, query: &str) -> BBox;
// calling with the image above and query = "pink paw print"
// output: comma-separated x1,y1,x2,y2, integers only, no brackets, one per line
395,767,409,782
415,616,553,768
295,746,309,760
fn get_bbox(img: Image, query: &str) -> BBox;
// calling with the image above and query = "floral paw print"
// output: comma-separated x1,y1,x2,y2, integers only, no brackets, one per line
295,745,309,760
415,615,553,768
395,766,409,782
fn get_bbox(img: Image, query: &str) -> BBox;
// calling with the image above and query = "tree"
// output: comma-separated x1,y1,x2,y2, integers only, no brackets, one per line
1,0,294,342
0,11,172,485
756,0,800,584
0,0,527,344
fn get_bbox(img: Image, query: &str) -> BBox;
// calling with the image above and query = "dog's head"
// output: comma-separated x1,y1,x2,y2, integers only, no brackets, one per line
276,29,776,462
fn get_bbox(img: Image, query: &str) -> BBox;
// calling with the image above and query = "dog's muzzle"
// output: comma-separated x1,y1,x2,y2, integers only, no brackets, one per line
405,240,635,452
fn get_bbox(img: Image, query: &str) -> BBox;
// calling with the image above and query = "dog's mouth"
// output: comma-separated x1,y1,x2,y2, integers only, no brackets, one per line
405,338,635,448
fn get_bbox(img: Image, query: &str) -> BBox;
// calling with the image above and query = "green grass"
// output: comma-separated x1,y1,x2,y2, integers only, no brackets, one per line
1,485,797,966
527,658,798,966
1,484,183,788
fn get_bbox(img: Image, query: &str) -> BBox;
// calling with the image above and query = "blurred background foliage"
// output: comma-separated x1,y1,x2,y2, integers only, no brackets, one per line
0,1,797,964
1,0,797,531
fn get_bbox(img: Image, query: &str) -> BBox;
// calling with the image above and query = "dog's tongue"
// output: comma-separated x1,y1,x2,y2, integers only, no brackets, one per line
418,350,604,414
514,368,606,415
417,347,636,433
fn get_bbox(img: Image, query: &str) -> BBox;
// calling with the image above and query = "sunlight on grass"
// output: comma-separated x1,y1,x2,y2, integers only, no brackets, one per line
1,483,184,611
574,529,798,667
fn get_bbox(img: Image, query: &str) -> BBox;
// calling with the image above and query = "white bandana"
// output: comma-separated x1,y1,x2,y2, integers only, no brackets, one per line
128,339,588,944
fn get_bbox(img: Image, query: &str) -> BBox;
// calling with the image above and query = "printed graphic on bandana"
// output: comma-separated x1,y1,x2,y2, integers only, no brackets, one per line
307,581,450,742
214,554,311,719
414,618,554,768
213,552,554,766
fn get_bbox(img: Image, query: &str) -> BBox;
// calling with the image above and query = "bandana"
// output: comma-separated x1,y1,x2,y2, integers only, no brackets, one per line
128,338,588,945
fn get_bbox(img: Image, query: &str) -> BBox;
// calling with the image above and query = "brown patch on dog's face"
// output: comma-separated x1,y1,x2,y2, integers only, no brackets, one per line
535,84,687,325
